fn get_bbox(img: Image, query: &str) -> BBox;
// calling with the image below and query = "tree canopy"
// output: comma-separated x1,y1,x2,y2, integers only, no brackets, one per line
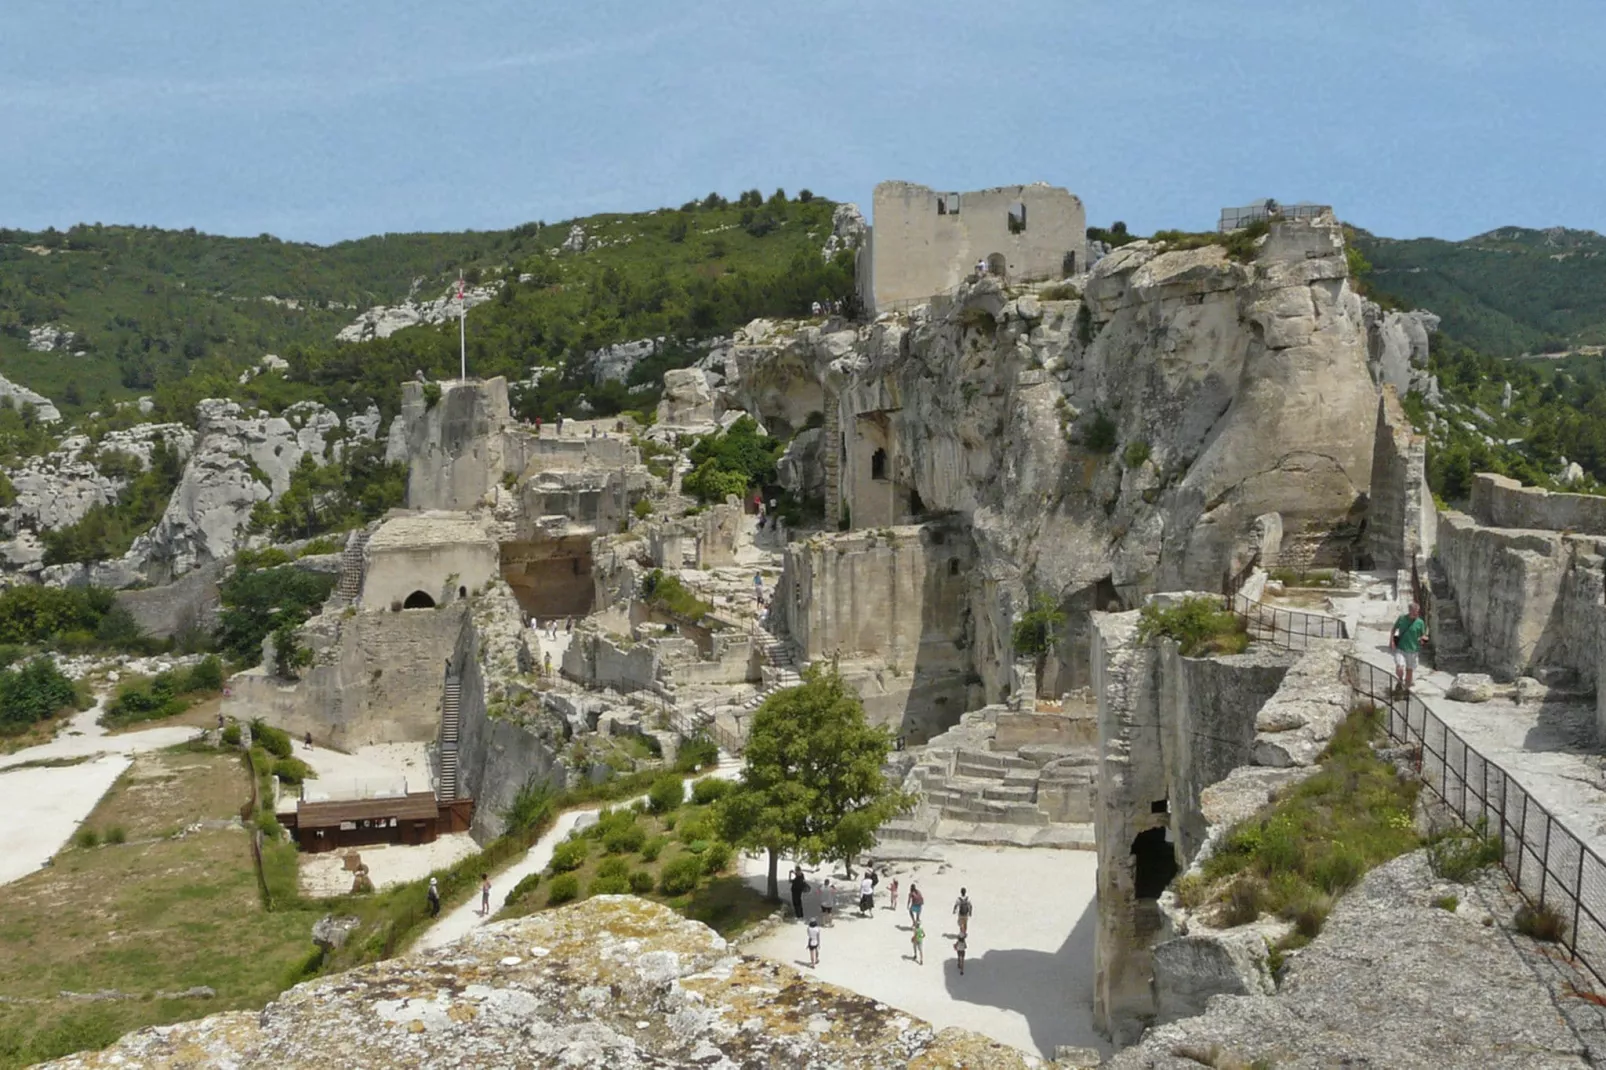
716,664,913,899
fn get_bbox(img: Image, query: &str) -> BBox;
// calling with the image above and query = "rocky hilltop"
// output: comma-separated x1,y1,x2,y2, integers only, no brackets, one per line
39,898,1033,1070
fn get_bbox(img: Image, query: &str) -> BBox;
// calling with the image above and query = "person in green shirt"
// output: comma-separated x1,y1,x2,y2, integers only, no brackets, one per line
1391,602,1428,694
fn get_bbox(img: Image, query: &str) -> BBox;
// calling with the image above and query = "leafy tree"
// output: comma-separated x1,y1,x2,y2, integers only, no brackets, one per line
716,664,914,900
1011,594,1066,659
215,559,335,665
0,656,78,730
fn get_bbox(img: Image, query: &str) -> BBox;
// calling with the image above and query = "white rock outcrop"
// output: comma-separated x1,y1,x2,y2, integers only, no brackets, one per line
0,373,61,423
654,368,716,428
2,422,193,534
1363,302,1439,395
335,284,498,343
26,324,75,353
822,202,868,260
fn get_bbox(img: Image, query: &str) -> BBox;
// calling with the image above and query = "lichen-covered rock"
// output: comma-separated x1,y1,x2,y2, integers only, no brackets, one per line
40,898,1035,1069
655,367,716,428
1108,852,1595,1069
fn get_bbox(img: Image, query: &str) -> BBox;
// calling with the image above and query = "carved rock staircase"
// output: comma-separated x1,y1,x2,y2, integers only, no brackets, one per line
331,529,373,608
438,674,462,802
741,625,803,711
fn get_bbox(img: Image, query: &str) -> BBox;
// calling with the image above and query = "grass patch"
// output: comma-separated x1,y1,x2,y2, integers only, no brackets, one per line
1122,439,1151,468
1186,705,1420,939
1426,817,1503,882
1138,595,1250,657
0,749,325,1068
1515,902,1569,943
1433,894,1459,912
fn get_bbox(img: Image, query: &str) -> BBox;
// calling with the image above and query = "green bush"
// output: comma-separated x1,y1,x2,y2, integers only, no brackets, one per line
220,723,242,746
1433,894,1459,912
596,857,631,881
504,871,541,907
75,828,99,849
640,570,715,624
691,778,733,805
589,873,630,896
546,873,580,905
421,382,442,409
251,719,294,759
1122,439,1151,468
1083,411,1118,454
184,655,225,692
676,815,712,845
0,656,80,732
104,826,127,845
1426,819,1504,882
1011,594,1067,658
603,822,647,855
640,835,669,863
632,498,653,519
272,757,315,785
659,854,704,896
502,777,555,835
701,841,734,875
628,870,655,893
647,773,685,815
1137,596,1249,657
681,416,780,504
674,735,719,773
550,836,590,873
215,562,335,667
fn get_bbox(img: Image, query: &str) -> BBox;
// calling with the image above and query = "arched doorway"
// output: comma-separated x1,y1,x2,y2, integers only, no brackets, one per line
403,590,436,609
985,252,1007,278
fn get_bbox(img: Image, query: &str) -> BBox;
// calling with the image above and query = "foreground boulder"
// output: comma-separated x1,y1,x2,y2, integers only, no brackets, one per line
40,897,1033,1069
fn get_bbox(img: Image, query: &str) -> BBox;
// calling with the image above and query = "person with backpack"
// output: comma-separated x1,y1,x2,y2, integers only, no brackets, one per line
806,917,822,967
1390,601,1428,696
908,882,924,926
953,887,973,937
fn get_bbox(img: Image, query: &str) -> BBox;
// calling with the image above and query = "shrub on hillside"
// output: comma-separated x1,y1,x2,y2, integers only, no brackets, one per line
674,734,719,773
701,841,733,875
691,778,732,805
220,723,242,746
0,656,79,731
640,835,669,863
272,757,315,785
550,836,590,874
647,773,685,815
546,873,580,905
504,871,540,908
1137,596,1249,657
251,719,294,759
659,854,704,897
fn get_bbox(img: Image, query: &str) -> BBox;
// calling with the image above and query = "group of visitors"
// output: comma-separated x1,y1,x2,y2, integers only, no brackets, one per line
792,864,974,974
810,299,846,317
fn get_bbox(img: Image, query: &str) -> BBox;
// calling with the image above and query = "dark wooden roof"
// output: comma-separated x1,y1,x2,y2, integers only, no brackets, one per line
295,792,440,829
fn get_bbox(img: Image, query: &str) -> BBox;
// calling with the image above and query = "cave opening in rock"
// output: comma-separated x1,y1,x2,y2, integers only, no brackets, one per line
1131,827,1179,900
402,590,436,609
500,535,596,619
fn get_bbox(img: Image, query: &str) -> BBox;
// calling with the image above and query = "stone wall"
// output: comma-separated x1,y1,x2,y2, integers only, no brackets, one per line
115,558,224,638
1366,387,1436,571
1091,609,1293,1044
779,519,974,738
561,628,661,693
1470,472,1606,535
1436,509,1606,688
866,181,1087,311
223,604,465,749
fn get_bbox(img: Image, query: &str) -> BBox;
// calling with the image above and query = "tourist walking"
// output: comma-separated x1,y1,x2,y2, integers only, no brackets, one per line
911,921,925,964
427,877,441,917
479,874,491,916
790,866,808,919
859,873,875,916
806,917,822,967
820,879,836,925
953,887,973,937
954,933,967,975
889,877,900,912
1390,601,1428,695
908,883,924,926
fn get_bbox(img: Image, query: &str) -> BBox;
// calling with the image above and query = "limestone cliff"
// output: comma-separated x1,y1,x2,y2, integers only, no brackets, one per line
40,898,1034,1069
724,212,1379,698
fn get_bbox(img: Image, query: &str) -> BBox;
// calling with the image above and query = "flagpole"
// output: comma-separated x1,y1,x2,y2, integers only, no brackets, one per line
458,277,467,381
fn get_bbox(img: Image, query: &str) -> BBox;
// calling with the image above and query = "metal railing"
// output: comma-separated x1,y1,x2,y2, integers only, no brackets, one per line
1346,654,1606,988
1221,557,1349,651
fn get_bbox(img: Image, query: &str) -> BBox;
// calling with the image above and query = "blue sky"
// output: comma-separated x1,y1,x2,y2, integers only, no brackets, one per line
3,1,1601,244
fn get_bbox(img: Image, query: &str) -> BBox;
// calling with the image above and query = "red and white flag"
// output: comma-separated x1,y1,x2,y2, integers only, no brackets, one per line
457,276,465,302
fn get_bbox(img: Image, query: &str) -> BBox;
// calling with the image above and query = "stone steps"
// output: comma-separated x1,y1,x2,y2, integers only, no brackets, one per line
439,677,461,801
933,820,1095,850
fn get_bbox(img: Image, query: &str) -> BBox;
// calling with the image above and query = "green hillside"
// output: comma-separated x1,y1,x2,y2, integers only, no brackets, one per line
0,189,853,421
1352,226,1606,357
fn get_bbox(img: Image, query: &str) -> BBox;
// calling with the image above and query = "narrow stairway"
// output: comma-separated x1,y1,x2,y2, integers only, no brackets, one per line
332,529,373,607
741,625,803,711
439,675,461,801
1425,560,1476,674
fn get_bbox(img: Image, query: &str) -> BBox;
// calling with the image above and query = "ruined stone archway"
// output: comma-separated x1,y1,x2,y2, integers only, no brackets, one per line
985,252,1007,278
403,590,436,609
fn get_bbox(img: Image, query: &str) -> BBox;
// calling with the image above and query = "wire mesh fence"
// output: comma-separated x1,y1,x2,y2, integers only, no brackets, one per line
1345,653,1606,988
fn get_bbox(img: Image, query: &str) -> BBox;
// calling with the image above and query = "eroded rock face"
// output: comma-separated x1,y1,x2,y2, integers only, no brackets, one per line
1364,301,1439,395
3,422,192,535
655,367,716,428
40,898,1033,1069
335,284,498,343
0,372,61,422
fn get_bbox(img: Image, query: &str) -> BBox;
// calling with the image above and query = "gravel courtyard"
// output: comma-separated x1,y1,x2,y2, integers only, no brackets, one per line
740,843,1106,1061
